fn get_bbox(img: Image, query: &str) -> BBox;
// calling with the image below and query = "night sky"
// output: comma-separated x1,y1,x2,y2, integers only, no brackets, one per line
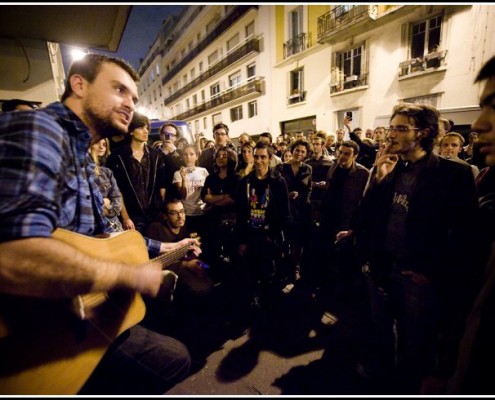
61,5,185,72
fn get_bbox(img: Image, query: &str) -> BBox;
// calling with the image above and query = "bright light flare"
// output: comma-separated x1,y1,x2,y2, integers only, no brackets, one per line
70,49,88,62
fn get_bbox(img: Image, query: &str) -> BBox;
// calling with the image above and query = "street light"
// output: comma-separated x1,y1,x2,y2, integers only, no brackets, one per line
70,48,89,62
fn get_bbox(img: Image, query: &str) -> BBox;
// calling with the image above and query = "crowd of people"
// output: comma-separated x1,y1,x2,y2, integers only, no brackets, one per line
0,52,494,395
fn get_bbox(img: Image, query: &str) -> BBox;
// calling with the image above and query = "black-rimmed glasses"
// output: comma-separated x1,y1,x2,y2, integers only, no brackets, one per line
385,126,421,134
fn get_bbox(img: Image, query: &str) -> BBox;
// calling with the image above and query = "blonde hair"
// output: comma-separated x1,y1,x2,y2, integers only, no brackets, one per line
90,138,111,176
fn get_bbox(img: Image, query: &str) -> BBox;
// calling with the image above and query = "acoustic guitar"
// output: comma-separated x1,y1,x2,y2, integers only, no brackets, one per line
0,228,193,395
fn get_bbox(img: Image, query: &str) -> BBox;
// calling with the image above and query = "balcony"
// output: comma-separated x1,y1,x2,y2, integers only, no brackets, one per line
172,76,263,120
330,73,368,94
399,50,448,78
283,33,307,59
286,89,306,105
161,5,258,86
317,5,377,44
163,36,260,105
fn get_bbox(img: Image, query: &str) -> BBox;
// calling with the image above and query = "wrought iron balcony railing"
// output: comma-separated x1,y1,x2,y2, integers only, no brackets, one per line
164,36,260,105
283,32,307,59
161,5,258,86
317,5,377,43
172,76,263,120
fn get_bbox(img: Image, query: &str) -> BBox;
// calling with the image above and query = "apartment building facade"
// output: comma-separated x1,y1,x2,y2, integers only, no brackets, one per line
137,4,495,141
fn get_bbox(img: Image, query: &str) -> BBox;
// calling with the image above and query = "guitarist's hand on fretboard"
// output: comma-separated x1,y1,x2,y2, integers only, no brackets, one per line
176,237,202,257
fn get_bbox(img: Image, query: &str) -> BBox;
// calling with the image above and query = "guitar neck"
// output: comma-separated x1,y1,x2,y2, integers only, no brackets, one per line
147,243,192,269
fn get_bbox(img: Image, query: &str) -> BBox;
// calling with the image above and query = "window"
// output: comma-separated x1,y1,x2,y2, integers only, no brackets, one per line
208,50,218,66
245,21,254,38
210,83,221,98
183,74,188,86
199,61,204,73
159,86,162,97
227,33,240,53
181,49,186,59
173,82,179,93
411,15,442,59
203,117,207,130
334,4,355,18
248,101,257,118
399,16,445,77
284,6,306,57
290,68,303,94
212,113,222,126
331,43,367,92
153,89,156,101
289,6,303,39
186,98,190,110
194,120,200,132
150,70,155,82
155,64,160,76
247,63,256,79
230,105,243,122
288,68,305,104
229,71,242,88
175,104,182,115
192,94,198,106
201,89,205,102
188,41,193,52
190,67,196,80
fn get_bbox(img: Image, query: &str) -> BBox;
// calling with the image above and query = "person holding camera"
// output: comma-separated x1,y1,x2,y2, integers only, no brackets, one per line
158,122,186,199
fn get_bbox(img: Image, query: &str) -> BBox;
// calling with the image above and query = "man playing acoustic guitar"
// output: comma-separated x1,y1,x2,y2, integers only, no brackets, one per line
0,54,199,394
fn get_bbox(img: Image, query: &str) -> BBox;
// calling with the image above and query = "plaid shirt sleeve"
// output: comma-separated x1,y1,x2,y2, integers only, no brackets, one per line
0,110,69,241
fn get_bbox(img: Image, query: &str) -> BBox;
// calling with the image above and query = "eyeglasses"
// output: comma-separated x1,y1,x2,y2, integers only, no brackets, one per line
167,209,185,217
214,132,228,136
385,126,421,134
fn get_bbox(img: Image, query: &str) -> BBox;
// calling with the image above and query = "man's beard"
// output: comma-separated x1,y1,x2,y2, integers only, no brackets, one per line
84,107,129,139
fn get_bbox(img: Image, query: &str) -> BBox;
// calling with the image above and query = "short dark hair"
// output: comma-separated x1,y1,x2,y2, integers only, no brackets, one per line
254,141,274,158
259,132,273,143
390,102,439,153
128,112,150,133
340,140,360,156
475,56,495,82
160,122,179,136
2,99,37,112
290,139,311,154
61,54,139,102
213,122,229,135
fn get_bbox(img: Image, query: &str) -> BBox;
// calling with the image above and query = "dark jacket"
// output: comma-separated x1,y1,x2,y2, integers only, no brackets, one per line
355,153,479,285
354,152,482,376
106,144,167,228
321,161,370,234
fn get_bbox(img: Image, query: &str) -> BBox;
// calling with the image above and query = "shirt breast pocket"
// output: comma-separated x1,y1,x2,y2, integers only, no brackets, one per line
59,175,79,227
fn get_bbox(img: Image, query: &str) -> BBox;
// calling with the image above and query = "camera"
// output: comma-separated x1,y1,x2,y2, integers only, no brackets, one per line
164,133,171,140
346,111,353,121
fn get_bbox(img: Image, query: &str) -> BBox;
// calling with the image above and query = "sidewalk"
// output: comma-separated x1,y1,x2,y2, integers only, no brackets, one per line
160,275,392,395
